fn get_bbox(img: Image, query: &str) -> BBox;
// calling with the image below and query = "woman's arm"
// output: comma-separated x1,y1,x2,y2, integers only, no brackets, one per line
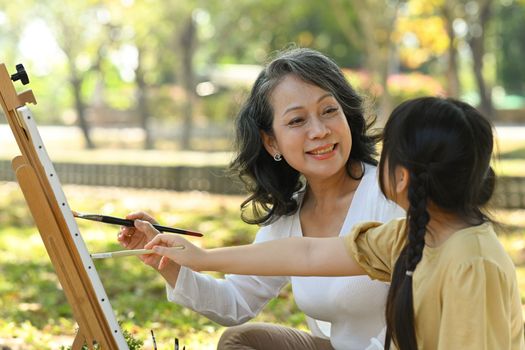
140,220,366,277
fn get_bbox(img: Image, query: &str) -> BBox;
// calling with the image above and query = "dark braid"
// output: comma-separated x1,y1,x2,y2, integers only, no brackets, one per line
385,171,429,350
406,171,430,273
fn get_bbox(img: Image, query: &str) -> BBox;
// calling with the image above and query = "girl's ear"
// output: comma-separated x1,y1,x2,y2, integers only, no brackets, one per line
395,166,410,194
261,131,280,157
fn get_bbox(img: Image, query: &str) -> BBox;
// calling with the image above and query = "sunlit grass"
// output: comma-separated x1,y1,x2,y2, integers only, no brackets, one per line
494,159,525,176
0,183,302,349
0,181,523,349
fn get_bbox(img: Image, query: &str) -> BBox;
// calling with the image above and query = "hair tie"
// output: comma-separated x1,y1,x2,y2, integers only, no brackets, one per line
406,270,414,277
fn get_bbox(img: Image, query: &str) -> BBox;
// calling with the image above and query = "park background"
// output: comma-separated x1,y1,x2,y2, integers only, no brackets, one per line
0,0,524,348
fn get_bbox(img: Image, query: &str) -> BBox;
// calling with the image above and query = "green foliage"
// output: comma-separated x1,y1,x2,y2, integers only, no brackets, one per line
496,2,525,95
59,327,144,350
387,73,445,106
201,87,247,123
1,0,523,135
343,69,445,106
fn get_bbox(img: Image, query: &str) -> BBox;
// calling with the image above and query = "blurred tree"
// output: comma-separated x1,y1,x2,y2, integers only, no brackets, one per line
113,0,201,150
431,0,496,116
37,0,115,148
105,0,169,149
178,11,198,150
199,1,364,108
495,0,525,95
3,0,519,143
176,0,365,135
0,0,35,68
0,0,72,125
202,0,343,64
328,0,403,122
464,0,495,117
0,1,25,121
400,0,457,96
440,0,461,97
399,0,497,117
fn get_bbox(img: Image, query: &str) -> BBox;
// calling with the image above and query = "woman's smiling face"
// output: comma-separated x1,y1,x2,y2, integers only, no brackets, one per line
263,74,352,181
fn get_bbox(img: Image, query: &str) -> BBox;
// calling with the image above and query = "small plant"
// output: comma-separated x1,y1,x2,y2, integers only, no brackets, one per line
123,328,144,350
60,327,144,350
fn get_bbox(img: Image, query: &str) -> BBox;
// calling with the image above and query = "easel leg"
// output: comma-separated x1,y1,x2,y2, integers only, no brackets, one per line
72,329,99,349
72,331,86,350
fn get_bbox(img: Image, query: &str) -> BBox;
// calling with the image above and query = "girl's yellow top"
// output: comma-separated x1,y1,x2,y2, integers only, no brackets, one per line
345,218,524,350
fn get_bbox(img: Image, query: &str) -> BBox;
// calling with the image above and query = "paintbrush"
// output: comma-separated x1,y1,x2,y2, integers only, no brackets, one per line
90,247,184,259
72,210,203,237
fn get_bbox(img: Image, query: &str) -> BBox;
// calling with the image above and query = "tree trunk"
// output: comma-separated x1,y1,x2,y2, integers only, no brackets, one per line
468,0,494,118
135,48,154,149
354,0,400,124
442,2,460,98
179,15,197,150
69,67,95,149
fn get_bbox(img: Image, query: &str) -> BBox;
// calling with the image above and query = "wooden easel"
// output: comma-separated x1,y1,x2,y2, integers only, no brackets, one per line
0,63,128,349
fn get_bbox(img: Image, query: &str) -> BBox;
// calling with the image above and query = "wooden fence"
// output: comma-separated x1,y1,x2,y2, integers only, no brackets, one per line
0,160,524,208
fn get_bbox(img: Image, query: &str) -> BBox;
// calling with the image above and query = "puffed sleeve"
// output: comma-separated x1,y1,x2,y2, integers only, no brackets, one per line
344,219,407,282
438,258,518,350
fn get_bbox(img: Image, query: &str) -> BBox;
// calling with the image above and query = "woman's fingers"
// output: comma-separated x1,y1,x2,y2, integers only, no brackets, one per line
151,244,183,257
114,214,171,270
134,219,160,236
144,233,176,249
118,212,164,249
152,243,191,269
133,219,163,243
126,211,159,225
143,233,204,270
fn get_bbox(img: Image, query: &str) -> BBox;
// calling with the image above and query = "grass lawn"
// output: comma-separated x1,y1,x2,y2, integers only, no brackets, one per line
0,183,306,350
0,182,524,349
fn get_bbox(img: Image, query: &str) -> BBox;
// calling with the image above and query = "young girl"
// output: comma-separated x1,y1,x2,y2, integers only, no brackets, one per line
141,97,524,350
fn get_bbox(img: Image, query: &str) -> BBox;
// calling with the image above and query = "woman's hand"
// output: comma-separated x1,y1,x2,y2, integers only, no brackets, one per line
117,211,163,269
142,224,206,271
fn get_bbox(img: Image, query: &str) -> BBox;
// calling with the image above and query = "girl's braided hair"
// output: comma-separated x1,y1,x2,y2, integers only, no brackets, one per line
379,97,495,350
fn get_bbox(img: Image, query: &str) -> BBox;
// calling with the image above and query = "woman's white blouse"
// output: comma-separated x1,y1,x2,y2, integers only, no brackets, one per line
166,164,404,350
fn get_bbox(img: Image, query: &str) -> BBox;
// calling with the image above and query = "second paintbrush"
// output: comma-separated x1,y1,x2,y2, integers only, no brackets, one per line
72,211,203,237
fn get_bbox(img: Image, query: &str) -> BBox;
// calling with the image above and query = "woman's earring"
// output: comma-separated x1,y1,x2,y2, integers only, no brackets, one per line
273,153,282,162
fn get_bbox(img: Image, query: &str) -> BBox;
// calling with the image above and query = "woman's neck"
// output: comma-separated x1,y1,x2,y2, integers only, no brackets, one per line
299,163,363,238
303,162,362,209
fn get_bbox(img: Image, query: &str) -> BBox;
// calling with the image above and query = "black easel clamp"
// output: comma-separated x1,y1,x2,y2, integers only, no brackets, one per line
11,64,30,85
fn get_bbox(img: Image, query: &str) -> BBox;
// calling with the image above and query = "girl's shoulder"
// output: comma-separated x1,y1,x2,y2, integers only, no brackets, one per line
355,218,408,247
437,223,516,280
344,218,408,281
